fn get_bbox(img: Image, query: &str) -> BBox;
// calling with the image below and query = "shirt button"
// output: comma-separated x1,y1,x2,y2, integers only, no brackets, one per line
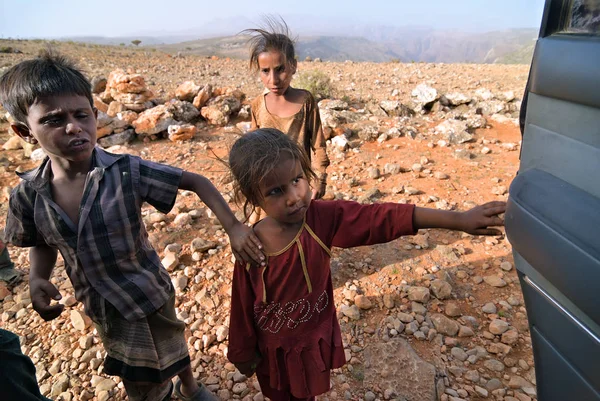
79,246,86,252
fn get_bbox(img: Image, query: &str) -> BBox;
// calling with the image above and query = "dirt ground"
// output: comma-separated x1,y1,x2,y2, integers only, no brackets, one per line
0,40,533,401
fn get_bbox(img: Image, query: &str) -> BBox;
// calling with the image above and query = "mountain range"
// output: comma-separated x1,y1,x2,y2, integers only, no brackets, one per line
61,18,538,64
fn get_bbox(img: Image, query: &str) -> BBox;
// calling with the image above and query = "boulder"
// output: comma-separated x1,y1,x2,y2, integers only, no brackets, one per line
168,99,200,122
411,84,438,106
98,129,135,148
193,84,213,109
430,313,459,336
176,81,201,102
132,105,177,135
168,124,197,142
435,119,474,144
364,339,437,401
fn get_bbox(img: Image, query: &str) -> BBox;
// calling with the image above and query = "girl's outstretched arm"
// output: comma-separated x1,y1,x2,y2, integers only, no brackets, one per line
413,201,506,235
179,171,265,265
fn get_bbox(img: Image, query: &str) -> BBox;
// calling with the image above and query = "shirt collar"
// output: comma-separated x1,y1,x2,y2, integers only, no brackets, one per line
17,146,125,189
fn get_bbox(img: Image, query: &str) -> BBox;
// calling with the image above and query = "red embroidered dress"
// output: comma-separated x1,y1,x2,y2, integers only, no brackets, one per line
228,200,416,398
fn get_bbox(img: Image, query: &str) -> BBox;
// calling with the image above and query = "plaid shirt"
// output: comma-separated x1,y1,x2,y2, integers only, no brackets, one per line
5,147,182,322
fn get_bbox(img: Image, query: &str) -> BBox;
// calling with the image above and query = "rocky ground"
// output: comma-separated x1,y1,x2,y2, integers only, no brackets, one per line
1,40,534,401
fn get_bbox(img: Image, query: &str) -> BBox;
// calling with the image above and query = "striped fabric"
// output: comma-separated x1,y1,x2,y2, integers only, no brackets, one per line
5,147,183,322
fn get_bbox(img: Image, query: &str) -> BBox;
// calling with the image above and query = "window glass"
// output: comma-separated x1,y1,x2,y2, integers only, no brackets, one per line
565,0,600,33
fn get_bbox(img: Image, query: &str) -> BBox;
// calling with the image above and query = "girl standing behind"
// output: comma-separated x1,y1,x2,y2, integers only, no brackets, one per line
243,19,329,200
226,129,506,401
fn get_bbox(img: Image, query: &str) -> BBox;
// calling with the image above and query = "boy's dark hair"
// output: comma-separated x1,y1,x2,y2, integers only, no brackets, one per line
241,16,297,72
229,128,316,219
0,49,93,125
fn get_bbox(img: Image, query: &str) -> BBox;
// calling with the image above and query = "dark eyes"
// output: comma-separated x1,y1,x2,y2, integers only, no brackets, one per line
260,66,286,74
42,113,89,125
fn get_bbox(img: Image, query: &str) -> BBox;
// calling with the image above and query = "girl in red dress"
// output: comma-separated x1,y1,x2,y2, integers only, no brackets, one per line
227,128,506,401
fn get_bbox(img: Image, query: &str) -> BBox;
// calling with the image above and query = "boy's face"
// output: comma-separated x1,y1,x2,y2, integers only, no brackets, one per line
12,94,97,164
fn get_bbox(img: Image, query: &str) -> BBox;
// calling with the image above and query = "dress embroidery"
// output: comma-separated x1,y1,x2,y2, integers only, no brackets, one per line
254,290,329,334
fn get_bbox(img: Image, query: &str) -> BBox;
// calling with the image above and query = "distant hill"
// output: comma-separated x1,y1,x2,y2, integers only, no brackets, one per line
63,27,538,64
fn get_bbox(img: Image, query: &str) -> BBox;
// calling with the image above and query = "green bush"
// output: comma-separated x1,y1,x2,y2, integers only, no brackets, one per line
294,70,334,101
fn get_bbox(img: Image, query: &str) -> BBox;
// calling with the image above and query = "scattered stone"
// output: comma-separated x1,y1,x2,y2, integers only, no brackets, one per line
482,302,497,314
70,310,92,331
168,124,197,141
340,304,361,320
484,276,507,288
445,302,461,317
430,279,452,299
502,329,519,345
458,325,474,337
191,238,218,253
354,295,373,310
408,287,431,303
489,319,510,335
430,313,459,336
451,347,468,362
484,359,505,372
364,338,437,401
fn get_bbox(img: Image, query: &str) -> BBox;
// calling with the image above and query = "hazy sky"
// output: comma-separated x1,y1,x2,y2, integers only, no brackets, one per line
1,0,546,38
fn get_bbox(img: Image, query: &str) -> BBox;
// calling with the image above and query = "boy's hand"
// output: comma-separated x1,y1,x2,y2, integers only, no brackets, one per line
459,201,506,236
229,222,265,266
30,278,64,321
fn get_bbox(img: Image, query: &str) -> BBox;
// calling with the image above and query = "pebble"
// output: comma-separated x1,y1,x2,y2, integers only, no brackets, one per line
484,276,507,288
430,279,452,299
365,391,376,401
489,319,510,335
412,302,427,315
451,347,468,361
340,304,360,320
500,261,513,271
354,295,373,310
397,312,414,323
464,370,480,382
486,378,503,391
367,167,381,179
430,313,459,336
445,302,461,317
458,325,474,337
408,287,430,303
484,359,506,372
482,302,497,314
232,383,248,395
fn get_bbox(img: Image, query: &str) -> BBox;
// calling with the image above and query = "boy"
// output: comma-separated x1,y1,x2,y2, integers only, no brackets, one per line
1,51,264,401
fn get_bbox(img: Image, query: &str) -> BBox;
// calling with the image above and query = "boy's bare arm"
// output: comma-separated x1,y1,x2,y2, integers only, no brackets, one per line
179,171,265,265
29,244,64,321
413,201,506,236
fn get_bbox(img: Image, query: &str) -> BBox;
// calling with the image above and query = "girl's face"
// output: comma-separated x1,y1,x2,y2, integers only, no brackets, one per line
257,50,296,96
257,156,312,225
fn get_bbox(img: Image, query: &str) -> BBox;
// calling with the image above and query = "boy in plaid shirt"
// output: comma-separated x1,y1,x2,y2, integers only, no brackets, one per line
1,51,264,401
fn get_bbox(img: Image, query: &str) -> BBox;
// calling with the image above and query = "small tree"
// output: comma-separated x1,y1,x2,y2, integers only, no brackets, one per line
131,40,142,47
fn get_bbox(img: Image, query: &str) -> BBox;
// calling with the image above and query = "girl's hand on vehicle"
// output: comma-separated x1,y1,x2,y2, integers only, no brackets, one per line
459,201,506,235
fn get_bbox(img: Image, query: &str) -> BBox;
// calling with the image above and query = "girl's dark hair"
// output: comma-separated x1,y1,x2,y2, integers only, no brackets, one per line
241,16,297,72
0,49,93,125
229,128,316,219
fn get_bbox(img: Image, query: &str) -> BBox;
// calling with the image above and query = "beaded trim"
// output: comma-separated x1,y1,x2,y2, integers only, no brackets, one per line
254,290,329,334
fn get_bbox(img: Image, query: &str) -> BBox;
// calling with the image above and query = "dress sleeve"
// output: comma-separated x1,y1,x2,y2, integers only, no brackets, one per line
306,93,330,180
326,200,417,248
250,97,260,130
4,185,44,247
137,158,183,214
227,261,258,364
